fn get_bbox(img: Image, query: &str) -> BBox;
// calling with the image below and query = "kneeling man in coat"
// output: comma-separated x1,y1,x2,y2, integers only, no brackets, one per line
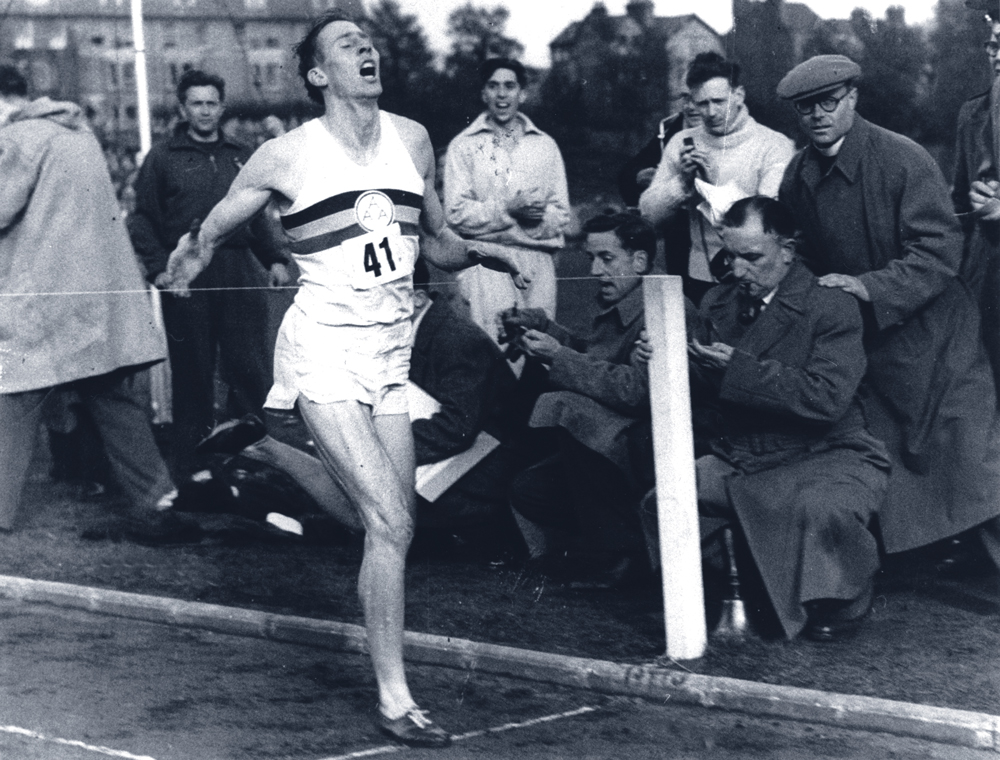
690,196,890,641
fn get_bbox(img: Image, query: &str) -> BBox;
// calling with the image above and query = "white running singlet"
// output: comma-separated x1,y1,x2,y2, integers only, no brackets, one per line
265,113,426,412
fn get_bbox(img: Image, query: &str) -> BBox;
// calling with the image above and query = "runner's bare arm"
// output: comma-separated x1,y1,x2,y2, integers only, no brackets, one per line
394,116,528,289
162,139,294,294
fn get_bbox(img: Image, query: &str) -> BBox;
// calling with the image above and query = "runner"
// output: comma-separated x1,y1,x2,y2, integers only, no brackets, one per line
161,11,525,749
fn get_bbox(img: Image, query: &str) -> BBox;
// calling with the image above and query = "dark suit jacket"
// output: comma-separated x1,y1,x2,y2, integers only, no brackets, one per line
410,295,518,467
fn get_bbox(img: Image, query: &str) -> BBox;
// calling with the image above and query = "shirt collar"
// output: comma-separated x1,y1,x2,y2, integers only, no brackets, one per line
466,111,543,136
803,114,868,186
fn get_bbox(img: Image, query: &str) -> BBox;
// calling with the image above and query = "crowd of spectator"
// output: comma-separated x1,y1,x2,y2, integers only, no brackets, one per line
7,1,1000,653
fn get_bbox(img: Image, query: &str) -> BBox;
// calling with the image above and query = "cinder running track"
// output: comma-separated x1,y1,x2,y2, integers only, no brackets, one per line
0,599,993,760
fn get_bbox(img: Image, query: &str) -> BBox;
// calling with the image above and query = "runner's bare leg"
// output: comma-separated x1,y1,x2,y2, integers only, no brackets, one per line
298,398,416,718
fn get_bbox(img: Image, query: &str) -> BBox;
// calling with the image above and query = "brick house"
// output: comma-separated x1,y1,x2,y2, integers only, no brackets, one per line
0,0,361,129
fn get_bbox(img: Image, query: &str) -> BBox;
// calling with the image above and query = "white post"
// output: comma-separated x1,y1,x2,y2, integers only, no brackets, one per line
643,275,706,661
130,0,152,160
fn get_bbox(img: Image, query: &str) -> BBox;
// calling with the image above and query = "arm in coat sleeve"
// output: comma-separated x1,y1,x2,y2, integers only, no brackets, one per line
443,139,517,238
638,132,691,226
547,340,649,416
127,148,172,282
855,141,963,330
719,289,867,423
0,138,39,231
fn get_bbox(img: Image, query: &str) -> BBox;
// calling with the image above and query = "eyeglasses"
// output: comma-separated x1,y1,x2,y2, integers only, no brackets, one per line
793,89,850,116
984,41,1000,56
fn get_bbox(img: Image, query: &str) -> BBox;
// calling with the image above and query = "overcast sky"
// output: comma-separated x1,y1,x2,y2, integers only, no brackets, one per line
403,1,940,67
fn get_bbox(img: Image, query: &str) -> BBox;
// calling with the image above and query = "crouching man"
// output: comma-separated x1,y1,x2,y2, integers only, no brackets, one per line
506,212,655,587
682,196,890,641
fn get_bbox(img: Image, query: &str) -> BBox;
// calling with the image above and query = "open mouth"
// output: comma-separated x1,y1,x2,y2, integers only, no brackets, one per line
360,61,376,78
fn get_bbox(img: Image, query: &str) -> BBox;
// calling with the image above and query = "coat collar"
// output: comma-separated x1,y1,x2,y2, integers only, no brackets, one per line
707,260,812,354
596,282,645,329
464,111,544,137
799,114,874,188
168,122,243,152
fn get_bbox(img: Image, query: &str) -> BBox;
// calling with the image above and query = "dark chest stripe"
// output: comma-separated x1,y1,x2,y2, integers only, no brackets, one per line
289,221,421,256
281,188,424,231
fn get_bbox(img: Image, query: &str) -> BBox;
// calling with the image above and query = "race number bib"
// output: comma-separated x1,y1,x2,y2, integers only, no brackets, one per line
341,223,414,290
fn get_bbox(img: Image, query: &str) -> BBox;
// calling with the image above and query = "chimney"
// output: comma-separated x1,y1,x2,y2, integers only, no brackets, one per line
626,0,655,27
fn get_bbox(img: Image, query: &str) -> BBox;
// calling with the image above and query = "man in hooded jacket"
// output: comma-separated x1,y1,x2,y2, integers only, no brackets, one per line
0,64,175,531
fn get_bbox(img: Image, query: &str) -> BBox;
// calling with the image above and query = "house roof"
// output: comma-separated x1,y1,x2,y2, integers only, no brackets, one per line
550,12,720,49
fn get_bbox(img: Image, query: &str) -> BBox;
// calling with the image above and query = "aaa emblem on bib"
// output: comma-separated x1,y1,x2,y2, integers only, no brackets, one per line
354,190,395,232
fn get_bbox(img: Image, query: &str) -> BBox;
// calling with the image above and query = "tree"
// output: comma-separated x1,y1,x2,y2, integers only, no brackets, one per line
365,0,441,127
925,0,993,146
803,7,929,140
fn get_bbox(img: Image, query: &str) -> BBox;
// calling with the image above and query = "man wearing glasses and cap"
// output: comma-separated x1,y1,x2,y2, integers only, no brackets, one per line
776,55,1000,580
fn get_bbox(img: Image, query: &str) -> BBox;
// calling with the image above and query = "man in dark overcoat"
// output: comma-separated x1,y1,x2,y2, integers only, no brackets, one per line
776,55,1000,564
686,196,889,641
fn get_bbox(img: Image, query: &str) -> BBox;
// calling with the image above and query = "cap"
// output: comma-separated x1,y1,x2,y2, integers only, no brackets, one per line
776,55,862,101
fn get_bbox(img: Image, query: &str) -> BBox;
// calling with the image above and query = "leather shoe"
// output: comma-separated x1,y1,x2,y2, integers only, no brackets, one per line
377,707,451,748
196,414,266,458
802,596,871,642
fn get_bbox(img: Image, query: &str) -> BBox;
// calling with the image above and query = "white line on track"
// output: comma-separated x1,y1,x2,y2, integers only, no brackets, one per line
0,725,157,760
319,705,600,760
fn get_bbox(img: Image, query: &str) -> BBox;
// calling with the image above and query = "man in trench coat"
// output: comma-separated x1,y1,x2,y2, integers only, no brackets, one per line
0,65,175,531
777,55,1000,564
685,196,890,641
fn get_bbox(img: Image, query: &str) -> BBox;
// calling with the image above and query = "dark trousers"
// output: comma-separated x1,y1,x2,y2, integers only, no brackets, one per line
509,430,644,558
161,248,274,479
0,367,175,530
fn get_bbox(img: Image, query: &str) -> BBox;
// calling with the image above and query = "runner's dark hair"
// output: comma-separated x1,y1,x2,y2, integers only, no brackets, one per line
295,10,360,104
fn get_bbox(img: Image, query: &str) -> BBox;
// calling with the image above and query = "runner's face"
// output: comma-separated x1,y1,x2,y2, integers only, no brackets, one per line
180,85,223,139
482,68,524,126
313,21,382,100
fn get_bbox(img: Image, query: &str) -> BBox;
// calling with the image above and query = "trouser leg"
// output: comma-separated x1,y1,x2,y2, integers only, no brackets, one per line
0,390,46,530
77,367,175,512
162,290,216,480
298,399,417,717
558,433,643,558
215,249,274,416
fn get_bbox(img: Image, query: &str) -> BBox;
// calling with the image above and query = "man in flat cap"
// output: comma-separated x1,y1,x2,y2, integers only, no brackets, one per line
776,54,1000,575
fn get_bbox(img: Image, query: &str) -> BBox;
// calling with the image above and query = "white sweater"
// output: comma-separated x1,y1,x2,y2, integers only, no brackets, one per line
639,109,795,282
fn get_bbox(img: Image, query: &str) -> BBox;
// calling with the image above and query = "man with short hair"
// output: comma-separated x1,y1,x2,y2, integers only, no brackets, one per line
444,57,569,341
161,12,524,748
640,52,794,304
0,64,176,531
129,69,289,481
681,196,889,641
777,54,1000,570
506,212,655,586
